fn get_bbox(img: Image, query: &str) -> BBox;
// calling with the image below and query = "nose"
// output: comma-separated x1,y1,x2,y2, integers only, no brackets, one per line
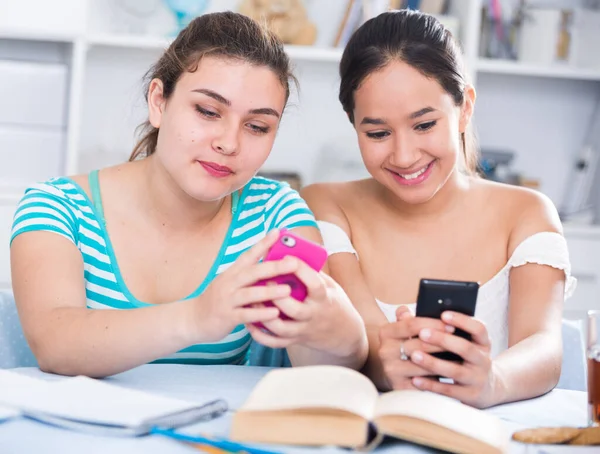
212,124,239,156
389,134,421,169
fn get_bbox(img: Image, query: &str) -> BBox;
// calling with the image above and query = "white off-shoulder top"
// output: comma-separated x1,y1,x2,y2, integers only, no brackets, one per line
318,221,577,358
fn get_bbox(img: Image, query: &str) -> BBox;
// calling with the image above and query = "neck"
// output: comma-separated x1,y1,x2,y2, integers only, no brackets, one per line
380,169,471,222
134,156,229,230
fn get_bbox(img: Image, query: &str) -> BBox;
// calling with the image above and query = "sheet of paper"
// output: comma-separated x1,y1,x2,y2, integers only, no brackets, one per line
0,369,205,428
0,404,20,422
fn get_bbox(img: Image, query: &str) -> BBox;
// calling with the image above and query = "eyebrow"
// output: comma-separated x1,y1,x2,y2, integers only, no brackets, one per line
248,107,280,119
359,106,436,126
192,88,281,119
360,117,386,126
409,107,435,119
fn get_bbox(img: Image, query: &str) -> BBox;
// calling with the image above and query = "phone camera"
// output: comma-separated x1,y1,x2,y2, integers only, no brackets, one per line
281,236,296,248
443,298,452,307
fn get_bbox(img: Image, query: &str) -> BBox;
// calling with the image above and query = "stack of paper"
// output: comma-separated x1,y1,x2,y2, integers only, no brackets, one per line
0,369,227,436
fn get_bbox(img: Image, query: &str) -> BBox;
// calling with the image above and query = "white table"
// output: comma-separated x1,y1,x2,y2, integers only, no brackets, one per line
0,364,595,453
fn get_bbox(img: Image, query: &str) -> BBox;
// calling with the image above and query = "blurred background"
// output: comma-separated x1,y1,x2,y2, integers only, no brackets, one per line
0,0,599,321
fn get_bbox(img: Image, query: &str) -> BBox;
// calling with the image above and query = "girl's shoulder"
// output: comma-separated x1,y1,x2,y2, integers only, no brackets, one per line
470,178,563,254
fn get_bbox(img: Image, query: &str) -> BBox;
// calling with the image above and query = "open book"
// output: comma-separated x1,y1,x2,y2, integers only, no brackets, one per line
230,366,510,454
0,369,226,436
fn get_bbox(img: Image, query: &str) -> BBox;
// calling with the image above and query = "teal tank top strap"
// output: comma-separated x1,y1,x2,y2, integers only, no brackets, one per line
231,189,240,215
88,169,106,225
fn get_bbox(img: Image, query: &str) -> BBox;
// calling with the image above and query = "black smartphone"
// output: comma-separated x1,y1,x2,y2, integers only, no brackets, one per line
415,278,479,363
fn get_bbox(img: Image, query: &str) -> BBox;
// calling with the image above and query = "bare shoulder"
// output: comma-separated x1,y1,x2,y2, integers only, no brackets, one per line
473,178,562,253
301,179,373,235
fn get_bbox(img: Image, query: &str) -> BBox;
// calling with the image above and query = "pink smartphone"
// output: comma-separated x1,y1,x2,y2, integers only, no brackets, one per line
254,229,328,323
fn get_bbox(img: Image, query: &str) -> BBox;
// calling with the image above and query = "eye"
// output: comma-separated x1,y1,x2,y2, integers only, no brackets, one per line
247,123,270,135
365,131,390,140
415,120,436,132
195,105,219,119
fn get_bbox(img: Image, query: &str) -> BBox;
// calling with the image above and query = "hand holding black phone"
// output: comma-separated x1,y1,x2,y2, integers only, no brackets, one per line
415,278,479,363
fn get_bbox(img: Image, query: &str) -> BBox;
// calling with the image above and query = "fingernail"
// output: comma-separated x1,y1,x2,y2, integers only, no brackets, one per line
442,312,453,322
399,311,410,320
413,378,423,387
445,325,455,333
420,328,431,340
412,351,423,362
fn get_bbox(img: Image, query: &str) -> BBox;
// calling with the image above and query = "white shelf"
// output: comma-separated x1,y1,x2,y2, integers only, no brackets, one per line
0,28,76,44
285,45,342,63
87,33,171,50
477,58,600,82
87,33,343,62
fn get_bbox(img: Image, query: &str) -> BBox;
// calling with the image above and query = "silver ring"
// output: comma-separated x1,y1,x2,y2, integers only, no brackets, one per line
400,341,409,361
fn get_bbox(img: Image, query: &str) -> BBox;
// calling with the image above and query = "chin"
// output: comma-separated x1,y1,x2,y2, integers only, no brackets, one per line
392,187,438,205
181,180,230,202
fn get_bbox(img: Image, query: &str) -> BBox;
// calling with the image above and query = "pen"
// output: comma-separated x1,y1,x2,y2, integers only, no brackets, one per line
150,427,283,454
190,442,233,454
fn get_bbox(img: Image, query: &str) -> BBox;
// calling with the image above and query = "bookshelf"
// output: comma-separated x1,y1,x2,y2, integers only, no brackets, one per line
477,58,600,82
1,0,600,314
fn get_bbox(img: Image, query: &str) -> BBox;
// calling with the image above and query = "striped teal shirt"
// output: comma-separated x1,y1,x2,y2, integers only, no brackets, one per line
10,174,318,365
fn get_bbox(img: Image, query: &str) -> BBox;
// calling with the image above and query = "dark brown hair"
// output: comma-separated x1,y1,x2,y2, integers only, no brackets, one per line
130,11,295,160
339,10,478,174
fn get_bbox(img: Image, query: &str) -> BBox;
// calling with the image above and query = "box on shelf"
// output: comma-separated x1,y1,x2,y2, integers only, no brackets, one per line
569,9,600,70
0,60,68,127
0,126,64,187
0,0,86,37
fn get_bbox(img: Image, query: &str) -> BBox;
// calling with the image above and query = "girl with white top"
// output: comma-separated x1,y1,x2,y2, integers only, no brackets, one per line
303,10,575,408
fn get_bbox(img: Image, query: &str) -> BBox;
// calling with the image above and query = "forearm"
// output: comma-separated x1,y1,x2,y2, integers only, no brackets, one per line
490,331,562,406
361,326,391,390
30,301,196,378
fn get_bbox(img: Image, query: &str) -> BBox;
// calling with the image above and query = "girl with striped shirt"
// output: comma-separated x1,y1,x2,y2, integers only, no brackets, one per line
10,12,368,378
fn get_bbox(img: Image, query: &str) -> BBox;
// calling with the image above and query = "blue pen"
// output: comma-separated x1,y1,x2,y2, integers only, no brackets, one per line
151,427,283,454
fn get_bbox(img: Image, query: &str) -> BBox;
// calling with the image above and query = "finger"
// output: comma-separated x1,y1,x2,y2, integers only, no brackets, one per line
381,358,435,381
378,337,443,361
289,259,327,301
417,328,488,366
260,317,308,339
233,284,291,308
395,305,413,321
442,311,491,347
235,258,298,288
270,297,312,321
379,318,453,341
411,376,465,401
246,324,298,349
230,229,280,270
409,350,474,385
235,306,280,325
319,272,337,287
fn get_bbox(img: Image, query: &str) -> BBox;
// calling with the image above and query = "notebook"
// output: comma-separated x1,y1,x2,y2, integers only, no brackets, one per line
0,369,227,436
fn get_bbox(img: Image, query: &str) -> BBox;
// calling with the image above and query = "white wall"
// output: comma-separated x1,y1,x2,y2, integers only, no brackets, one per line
475,75,600,204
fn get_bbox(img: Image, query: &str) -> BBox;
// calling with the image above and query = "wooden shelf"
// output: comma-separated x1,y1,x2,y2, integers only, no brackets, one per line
477,58,600,82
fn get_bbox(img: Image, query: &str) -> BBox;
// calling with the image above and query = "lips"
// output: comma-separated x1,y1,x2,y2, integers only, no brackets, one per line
198,161,233,178
388,160,435,186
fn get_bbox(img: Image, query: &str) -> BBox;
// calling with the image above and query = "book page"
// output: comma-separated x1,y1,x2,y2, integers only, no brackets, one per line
374,390,509,449
0,371,206,428
239,365,379,420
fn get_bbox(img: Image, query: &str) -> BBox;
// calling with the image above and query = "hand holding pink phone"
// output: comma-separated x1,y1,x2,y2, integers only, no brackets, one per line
254,229,328,324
